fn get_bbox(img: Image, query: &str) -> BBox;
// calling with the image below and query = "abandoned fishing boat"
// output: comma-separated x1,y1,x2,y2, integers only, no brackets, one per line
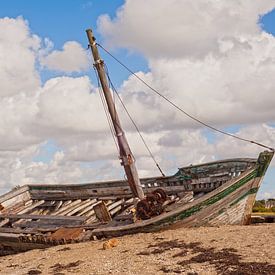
0,29,273,255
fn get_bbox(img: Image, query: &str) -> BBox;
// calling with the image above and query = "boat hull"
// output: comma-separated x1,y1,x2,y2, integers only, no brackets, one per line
92,151,274,237
0,151,273,254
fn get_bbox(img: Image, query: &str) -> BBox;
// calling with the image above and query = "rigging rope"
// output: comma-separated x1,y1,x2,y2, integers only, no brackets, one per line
104,64,119,136
105,65,166,177
97,43,274,152
93,67,120,154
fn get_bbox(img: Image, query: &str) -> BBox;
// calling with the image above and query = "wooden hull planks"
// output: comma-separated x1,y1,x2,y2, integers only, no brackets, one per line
91,151,274,236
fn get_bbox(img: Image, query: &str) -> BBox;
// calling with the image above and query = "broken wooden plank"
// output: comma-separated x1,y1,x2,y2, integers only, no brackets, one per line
107,199,124,212
17,200,45,215
14,221,83,230
53,200,81,215
0,214,86,221
0,227,44,235
66,199,97,216
93,202,112,222
0,200,29,214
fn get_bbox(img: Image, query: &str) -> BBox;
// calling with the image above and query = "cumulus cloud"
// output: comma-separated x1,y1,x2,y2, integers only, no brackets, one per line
40,41,89,73
35,76,107,135
0,16,41,97
96,0,275,198
0,2,275,200
98,1,275,129
98,0,275,58
0,17,114,190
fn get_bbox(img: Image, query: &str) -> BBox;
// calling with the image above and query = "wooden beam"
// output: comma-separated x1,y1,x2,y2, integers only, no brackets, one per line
93,201,112,222
17,200,45,215
107,199,124,211
53,199,82,216
66,199,97,216
0,214,86,221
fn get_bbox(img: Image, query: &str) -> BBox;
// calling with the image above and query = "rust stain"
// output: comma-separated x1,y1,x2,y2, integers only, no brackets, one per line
50,227,84,241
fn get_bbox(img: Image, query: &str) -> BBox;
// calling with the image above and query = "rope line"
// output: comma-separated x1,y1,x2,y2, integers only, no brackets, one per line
93,67,120,154
105,66,166,177
97,43,274,152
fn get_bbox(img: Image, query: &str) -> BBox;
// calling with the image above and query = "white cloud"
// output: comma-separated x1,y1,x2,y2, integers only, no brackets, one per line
98,0,275,58
0,17,114,190
0,16,41,97
0,93,40,150
97,0,275,132
40,41,89,73
35,76,107,135
0,2,275,198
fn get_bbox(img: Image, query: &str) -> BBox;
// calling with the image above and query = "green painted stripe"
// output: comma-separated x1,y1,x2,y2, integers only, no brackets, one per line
229,187,259,207
154,170,257,226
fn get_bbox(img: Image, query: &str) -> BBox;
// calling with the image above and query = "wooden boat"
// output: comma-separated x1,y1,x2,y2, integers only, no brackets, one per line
0,29,273,255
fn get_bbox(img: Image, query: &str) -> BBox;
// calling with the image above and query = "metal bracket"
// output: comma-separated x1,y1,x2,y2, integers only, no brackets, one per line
94,59,103,65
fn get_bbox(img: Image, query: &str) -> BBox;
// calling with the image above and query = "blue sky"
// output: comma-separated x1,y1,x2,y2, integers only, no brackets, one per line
0,1,274,199
0,0,148,86
0,0,273,86
261,8,275,35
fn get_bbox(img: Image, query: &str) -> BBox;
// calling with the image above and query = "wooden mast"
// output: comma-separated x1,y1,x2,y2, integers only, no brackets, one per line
86,29,144,200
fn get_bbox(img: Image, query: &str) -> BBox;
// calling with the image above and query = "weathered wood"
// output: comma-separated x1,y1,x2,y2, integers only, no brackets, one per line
0,151,272,253
109,205,123,216
0,214,86,221
77,200,98,216
53,200,63,212
0,227,46,234
53,200,80,215
54,199,83,216
0,186,30,205
14,219,84,229
66,199,97,216
0,218,10,227
93,201,112,222
107,199,124,211
29,185,203,201
17,200,45,215
0,232,21,242
1,200,30,215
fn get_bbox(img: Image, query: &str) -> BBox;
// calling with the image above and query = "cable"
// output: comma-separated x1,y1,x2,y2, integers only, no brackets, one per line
105,66,166,177
93,67,120,154
104,63,119,135
97,43,274,152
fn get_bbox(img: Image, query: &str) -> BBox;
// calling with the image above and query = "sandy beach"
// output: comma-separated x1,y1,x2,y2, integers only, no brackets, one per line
0,224,274,275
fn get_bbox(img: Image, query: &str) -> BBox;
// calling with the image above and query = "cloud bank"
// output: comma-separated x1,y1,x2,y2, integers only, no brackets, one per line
0,1,275,200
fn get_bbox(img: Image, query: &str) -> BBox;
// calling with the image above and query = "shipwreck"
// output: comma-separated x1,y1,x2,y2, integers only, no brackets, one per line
0,29,273,255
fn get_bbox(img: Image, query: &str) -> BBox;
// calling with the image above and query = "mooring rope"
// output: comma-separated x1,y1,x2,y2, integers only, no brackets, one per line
97,43,274,152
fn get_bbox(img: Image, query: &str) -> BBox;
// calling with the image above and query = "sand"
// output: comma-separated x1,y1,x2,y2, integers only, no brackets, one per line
0,224,274,275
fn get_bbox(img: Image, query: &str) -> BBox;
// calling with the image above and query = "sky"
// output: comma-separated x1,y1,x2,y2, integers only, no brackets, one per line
0,0,274,199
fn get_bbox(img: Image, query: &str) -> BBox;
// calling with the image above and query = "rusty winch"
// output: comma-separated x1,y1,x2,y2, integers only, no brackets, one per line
136,188,167,220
